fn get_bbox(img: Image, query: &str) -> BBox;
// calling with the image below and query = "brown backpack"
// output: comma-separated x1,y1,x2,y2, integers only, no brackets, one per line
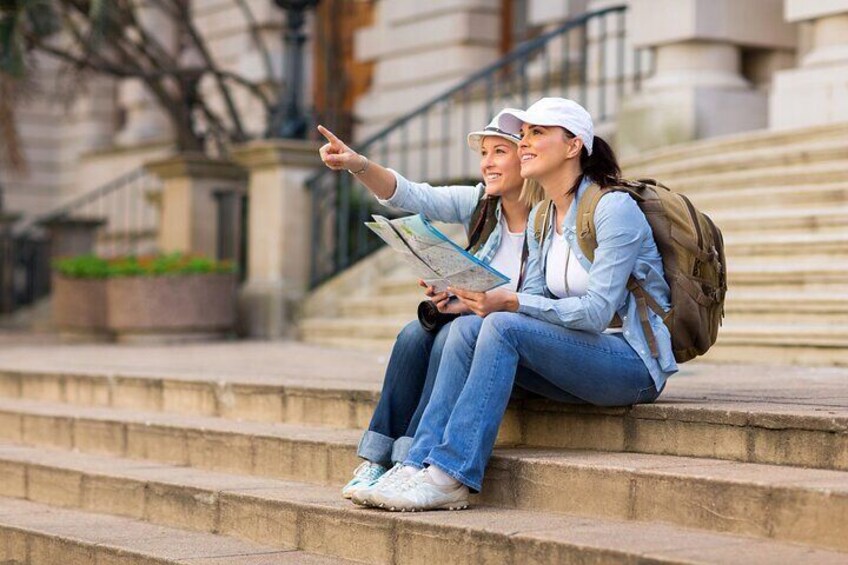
534,179,727,363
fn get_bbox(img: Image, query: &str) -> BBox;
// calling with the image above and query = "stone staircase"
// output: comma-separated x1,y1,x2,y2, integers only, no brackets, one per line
299,122,848,365
0,342,846,563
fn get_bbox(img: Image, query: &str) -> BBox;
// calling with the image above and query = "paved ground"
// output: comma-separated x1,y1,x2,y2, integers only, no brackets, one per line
0,334,846,417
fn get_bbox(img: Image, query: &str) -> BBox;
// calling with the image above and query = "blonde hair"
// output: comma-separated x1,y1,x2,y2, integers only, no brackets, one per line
519,178,545,208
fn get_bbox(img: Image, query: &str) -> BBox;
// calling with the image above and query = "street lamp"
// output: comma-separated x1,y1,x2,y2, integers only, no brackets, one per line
269,0,321,139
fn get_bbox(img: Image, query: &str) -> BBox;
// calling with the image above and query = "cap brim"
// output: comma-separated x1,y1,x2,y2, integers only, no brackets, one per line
497,109,530,135
466,131,520,151
499,108,569,133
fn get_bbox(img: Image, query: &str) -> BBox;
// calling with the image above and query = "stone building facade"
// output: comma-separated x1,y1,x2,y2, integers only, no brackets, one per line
2,0,847,221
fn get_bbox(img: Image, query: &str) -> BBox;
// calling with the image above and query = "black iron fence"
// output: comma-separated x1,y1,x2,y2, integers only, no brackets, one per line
306,4,652,288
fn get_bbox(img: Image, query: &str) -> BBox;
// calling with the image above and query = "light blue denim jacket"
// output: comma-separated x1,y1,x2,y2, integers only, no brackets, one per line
517,176,678,390
377,170,508,267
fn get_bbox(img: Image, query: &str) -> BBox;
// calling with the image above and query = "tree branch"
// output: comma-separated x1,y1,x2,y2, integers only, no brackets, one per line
171,0,247,141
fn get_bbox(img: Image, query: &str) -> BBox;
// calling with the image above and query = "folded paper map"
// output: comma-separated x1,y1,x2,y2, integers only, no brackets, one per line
365,214,509,293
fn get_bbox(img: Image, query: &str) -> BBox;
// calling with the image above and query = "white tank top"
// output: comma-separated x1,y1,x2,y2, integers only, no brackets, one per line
488,217,526,292
545,231,589,298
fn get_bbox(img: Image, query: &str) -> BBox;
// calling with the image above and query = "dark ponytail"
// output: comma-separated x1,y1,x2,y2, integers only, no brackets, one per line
580,135,620,188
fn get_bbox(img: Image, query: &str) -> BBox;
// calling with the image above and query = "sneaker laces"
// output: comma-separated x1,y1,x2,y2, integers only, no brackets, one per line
374,463,405,488
397,469,428,492
353,461,385,482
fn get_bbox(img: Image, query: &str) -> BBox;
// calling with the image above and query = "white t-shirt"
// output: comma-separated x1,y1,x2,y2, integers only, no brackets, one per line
545,231,590,298
488,218,526,292
545,229,623,333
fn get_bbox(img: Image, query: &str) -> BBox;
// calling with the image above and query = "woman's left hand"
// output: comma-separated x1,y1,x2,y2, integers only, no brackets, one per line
449,287,519,317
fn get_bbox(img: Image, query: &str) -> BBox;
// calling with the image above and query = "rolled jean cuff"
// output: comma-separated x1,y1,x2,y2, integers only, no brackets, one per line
357,430,394,467
391,436,414,464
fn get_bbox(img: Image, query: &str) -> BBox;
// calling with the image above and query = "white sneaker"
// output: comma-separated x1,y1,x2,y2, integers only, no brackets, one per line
352,463,414,507
374,468,470,512
341,461,387,500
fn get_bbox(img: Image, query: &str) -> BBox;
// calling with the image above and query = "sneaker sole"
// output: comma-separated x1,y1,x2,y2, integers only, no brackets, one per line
384,502,470,512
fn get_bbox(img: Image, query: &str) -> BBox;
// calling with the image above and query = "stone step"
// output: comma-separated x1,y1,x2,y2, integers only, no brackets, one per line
299,318,408,342
692,183,848,211
1,444,847,562
2,364,847,472
708,205,848,235
705,323,848,365
0,496,345,565
629,140,848,183
3,398,848,550
724,231,848,257
621,122,848,172
727,258,848,289
339,294,423,318
724,291,848,325
667,162,848,195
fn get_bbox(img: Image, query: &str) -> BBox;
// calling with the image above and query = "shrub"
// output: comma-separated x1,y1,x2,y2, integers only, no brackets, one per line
53,255,110,279
54,253,236,279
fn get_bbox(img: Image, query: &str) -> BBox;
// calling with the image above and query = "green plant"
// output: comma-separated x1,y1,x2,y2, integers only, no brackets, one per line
53,253,236,279
53,255,110,279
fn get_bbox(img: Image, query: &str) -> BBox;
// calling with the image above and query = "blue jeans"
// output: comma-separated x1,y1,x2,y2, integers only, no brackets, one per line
357,319,452,466
405,312,660,491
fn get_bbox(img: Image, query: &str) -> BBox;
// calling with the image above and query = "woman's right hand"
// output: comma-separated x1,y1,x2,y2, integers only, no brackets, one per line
419,280,471,314
318,125,366,172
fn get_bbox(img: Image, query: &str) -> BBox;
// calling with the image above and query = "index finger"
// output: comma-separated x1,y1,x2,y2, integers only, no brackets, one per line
317,125,344,147
448,287,478,300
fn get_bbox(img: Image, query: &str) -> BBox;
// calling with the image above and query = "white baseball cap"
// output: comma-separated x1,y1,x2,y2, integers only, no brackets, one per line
497,97,594,155
466,109,523,152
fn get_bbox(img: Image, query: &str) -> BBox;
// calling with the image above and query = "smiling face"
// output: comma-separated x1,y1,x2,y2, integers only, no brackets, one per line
479,136,523,198
517,124,583,183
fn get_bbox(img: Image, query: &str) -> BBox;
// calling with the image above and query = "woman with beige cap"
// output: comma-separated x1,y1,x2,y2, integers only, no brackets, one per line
364,97,677,513
317,112,543,503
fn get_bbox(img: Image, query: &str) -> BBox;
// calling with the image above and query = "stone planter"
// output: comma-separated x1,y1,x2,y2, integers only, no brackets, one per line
106,273,237,343
51,274,111,341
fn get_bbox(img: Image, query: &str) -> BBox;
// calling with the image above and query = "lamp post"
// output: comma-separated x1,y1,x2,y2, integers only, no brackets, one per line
269,0,321,139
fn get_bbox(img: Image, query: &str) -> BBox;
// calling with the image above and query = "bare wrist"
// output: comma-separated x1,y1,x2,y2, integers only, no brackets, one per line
348,154,369,175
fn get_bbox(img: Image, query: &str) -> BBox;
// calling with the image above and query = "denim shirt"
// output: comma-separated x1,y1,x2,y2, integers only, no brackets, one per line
377,170,509,268
517,176,678,390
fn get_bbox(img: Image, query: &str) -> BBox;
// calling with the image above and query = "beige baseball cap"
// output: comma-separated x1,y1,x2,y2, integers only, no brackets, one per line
466,109,523,152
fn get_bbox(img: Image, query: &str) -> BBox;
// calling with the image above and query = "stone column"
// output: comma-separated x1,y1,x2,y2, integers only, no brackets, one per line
770,1,848,129
231,140,321,339
145,154,247,260
617,0,795,157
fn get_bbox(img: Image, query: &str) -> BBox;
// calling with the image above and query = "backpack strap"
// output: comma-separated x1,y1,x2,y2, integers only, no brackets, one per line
532,199,554,244
577,181,667,358
576,183,646,262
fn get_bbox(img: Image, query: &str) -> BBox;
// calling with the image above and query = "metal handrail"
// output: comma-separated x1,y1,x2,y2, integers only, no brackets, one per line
307,4,629,185
306,4,649,287
14,167,152,236
2,167,165,314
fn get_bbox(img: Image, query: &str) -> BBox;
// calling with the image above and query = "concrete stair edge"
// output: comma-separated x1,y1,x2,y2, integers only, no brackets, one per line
1,373,847,470
620,122,848,171
0,496,350,565
2,443,848,562
2,397,848,537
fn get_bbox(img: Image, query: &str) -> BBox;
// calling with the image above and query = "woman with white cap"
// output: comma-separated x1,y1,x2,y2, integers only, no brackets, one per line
317,113,543,502
368,97,677,512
